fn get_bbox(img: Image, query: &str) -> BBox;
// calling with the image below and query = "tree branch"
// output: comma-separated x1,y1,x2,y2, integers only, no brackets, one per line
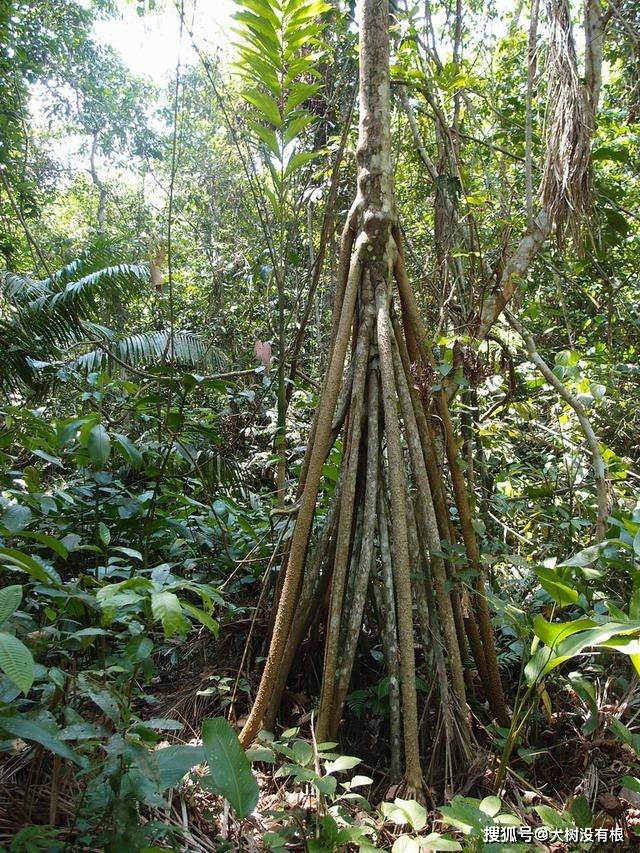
505,307,610,541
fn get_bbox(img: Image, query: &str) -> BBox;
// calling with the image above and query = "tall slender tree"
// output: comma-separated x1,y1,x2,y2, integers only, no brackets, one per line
239,0,607,796
239,0,484,794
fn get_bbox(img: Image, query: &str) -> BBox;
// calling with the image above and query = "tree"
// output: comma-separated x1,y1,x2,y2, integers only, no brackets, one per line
238,0,511,795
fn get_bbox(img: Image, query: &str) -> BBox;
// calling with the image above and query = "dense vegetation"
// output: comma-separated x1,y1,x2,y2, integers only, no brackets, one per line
0,0,639,849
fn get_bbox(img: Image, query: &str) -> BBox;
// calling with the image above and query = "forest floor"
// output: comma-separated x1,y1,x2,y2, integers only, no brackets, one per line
2,623,639,852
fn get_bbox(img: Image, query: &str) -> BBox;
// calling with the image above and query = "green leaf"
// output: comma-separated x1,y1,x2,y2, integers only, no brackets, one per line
438,796,494,833
0,586,22,625
286,0,332,25
112,433,143,469
69,627,110,642
420,835,462,851
248,121,281,158
87,424,111,469
2,504,32,533
533,615,597,649
59,722,109,741
265,185,279,216
125,635,153,662
98,522,110,546
202,717,259,817
380,798,427,831
0,715,81,764
14,531,69,559
31,449,64,468
113,546,143,562
534,567,579,606
343,774,373,789
314,774,337,796
182,601,219,635
621,775,640,793
242,88,282,127
571,794,592,827
527,618,640,683
284,22,324,52
592,145,629,162
234,49,280,95
560,544,602,568
392,837,421,853
283,113,316,145
324,754,361,774
284,81,319,115
234,10,279,50
291,739,314,766
283,54,320,86
605,207,631,235
151,591,189,636
0,547,52,583
97,577,153,604
535,804,571,829
434,61,469,92
0,631,34,694
156,744,205,790
479,795,502,817
241,0,280,28
78,674,121,723
246,744,275,763
284,150,318,179
610,718,640,754
630,579,640,620
263,832,287,850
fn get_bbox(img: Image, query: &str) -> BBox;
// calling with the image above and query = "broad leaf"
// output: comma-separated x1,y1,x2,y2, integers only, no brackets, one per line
420,836,462,851
380,798,427,831
77,674,121,723
527,618,640,683
112,432,143,469
0,631,34,694
324,754,361,774
98,522,110,546
284,150,318,179
87,424,111,468
392,837,421,853
151,591,189,636
2,504,33,534
534,567,579,607
533,615,597,648
202,717,259,817
14,531,69,559
242,88,281,127
156,744,205,790
0,547,52,583
479,795,502,817
0,715,81,764
0,585,22,625
182,601,220,636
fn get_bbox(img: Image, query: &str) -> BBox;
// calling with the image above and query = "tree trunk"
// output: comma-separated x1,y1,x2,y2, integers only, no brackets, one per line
240,0,509,795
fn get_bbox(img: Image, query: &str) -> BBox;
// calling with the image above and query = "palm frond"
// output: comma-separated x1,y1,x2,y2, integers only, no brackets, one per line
74,329,228,374
3,263,148,319
0,258,150,392
46,239,145,287
195,447,244,491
